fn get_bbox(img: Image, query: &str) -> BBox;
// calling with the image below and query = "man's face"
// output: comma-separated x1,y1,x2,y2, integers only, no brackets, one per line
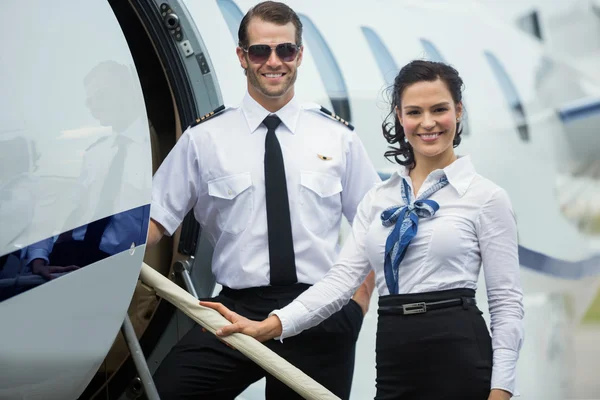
85,77,114,126
236,18,303,105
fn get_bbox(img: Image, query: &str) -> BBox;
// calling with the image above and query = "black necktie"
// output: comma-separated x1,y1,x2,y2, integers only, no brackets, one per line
263,115,297,286
83,136,130,251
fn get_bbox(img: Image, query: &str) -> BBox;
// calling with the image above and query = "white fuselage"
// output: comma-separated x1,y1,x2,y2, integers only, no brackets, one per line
1,1,599,399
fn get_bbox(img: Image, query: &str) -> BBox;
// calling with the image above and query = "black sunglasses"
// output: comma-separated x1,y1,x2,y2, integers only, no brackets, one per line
243,43,300,63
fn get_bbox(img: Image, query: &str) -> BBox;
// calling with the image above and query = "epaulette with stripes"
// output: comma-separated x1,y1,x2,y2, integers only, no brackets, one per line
188,105,226,128
317,106,354,131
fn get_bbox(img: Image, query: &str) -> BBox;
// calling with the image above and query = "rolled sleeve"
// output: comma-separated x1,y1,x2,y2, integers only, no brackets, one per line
151,131,201,236
150,202,181,237
477,188,525,396
25,237,55,265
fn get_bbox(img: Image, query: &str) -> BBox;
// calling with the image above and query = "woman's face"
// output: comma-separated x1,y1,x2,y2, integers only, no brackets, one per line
396,78,462,163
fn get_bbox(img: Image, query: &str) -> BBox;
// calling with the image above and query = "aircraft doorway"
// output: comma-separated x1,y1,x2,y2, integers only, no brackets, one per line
79,0,222,398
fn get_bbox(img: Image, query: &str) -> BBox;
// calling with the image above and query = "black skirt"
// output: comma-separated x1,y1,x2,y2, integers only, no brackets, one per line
375,288,492,400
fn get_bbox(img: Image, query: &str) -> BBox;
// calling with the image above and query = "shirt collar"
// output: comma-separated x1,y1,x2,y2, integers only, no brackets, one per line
117,116,147,145
241,92,301,134
443,155,476,196
394,155,476,197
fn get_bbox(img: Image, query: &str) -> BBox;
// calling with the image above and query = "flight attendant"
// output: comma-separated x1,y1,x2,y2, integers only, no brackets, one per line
204,60,525,400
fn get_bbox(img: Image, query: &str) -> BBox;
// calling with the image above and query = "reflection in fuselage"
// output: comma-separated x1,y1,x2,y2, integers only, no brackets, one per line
0,205,150,303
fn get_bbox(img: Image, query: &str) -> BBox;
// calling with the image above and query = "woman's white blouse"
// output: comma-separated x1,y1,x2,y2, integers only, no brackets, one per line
272,155,525,395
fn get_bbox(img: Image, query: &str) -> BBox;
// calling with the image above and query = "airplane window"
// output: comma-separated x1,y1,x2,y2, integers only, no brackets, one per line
0,205,150,303
419,38,471,136
360,26,398,86
516,11,543,41
484,51,530,141
420,38,445,63
216,0,244,43
299,14,352,122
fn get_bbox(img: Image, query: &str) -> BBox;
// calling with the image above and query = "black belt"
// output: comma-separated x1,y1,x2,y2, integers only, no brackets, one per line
220,283,311,300
379,297,476,315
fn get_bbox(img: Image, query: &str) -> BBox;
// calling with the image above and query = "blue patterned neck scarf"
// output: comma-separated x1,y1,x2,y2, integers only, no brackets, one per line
381,175,449,294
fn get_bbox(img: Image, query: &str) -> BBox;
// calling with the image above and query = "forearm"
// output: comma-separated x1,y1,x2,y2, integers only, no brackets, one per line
490,346,521,395
30,258,47,269
273,259,370,340
488,388,512,400
271,185,376,339
352,269,375,315
259,315,283,340
478,188,524,396
488,284,524,393
146,219,165,249
25,238,54,266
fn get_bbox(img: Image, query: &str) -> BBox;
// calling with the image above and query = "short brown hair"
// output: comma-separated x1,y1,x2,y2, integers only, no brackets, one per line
238,1,303,49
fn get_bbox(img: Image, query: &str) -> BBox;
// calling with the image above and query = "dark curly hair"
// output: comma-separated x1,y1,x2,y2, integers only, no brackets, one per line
382,60,465,168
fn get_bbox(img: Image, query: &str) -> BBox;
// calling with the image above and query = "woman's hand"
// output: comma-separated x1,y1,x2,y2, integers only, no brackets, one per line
488,389,511,400
200,301,283,342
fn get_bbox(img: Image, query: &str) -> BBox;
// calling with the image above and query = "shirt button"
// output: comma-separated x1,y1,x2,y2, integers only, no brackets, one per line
228,189,233,195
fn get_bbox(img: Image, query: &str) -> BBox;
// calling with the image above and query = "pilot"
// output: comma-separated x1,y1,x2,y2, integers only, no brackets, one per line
27,61,148,275
146,1,380,399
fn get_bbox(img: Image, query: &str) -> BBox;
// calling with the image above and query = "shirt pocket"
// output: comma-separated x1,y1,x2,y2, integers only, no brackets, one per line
208,172,253,235
299,171,343,235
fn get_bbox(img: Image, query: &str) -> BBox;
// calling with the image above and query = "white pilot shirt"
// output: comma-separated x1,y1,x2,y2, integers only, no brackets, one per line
272,155,525,395
151,93,380,288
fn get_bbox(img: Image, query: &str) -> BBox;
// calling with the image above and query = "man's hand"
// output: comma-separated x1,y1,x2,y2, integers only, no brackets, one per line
488,389,511,400
352,270,375,315
31,259,79,281
200,301,283,342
